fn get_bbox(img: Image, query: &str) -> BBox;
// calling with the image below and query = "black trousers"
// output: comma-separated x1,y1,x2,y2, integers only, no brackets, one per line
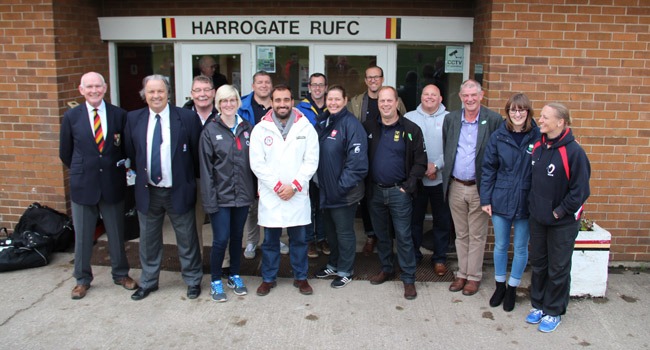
529,217,579,316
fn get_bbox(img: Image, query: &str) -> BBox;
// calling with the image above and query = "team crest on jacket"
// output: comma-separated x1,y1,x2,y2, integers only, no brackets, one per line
244,131,250,139
113,133,121,146
330,129,338,138
264,136,273,146
527,144,534,154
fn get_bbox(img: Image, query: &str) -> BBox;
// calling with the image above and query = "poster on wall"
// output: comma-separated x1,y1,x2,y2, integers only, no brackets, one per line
257,46,276,73
445,45,464,73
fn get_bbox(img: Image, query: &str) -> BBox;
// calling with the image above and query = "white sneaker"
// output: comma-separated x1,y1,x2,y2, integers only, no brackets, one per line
244,243,256,259
280,242,289,255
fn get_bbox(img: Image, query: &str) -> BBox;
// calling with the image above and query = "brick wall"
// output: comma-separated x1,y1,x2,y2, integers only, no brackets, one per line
0,0,107,228
482,0,650,262
100,0,474,17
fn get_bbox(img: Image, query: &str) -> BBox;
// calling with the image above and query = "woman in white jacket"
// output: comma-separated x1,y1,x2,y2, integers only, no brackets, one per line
249,85,319,296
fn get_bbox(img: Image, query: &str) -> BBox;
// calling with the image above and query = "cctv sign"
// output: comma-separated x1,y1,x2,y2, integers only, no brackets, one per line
445,45,464,73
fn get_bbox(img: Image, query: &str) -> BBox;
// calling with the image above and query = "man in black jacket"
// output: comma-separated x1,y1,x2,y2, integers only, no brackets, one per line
363,86,427,300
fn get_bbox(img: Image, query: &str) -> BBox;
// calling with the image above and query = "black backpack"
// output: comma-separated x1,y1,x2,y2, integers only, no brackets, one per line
12,202,74,252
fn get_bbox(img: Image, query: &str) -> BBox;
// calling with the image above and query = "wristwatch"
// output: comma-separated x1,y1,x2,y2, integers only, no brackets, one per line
291,184,298,193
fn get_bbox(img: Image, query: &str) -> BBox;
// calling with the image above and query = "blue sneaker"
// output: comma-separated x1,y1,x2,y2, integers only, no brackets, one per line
525,308,544,324
538,315,562,333
211,280,227,302
227,275,248,296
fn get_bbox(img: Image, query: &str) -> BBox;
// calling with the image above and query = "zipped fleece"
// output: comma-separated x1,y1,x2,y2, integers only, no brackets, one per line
198,115,255,214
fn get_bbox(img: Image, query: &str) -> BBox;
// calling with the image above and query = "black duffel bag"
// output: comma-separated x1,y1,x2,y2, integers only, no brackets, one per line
0,230,53,272
12,202,74,252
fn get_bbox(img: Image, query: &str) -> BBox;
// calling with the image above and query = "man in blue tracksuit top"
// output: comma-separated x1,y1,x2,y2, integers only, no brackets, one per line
296,72,329,258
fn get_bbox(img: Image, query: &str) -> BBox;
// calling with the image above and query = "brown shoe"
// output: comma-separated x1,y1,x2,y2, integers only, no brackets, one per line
462,280,481,296
256,281,277,296
317,240,331,255
293,279,313,295
369,271,394,285
71,284,90,300
404,282,417,300
449,277,467,292
114,276,138,290
362,236,377,256
434,263,448,276
307,241,319,258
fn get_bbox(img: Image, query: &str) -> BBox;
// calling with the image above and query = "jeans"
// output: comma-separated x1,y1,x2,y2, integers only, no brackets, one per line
209,206,249,281
491,214,530,286
411,184,451,263
307,182,326,243
323,203,358,277
261,225,308,282
359,196,375,236
368,185,417,284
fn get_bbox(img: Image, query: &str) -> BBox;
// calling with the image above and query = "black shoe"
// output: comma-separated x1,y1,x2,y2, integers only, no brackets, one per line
489,281,506,307
503,284,517,312
187,285,201,299
131,286,158,301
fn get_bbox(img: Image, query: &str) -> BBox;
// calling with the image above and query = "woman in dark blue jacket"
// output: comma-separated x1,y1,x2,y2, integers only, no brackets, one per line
313,85,368,288
481,93,540,312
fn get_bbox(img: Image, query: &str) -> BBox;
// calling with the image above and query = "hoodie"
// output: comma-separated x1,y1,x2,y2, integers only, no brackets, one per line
528,128,591,226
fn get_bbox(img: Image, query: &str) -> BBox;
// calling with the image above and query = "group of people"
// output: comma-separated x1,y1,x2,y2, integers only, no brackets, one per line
60,63,590,333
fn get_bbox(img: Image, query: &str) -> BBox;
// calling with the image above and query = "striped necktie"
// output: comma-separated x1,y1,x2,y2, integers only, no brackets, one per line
93,108,104,152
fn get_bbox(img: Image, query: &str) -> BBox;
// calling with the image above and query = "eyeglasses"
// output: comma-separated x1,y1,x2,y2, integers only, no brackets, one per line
508,109,528,115
365,75,383,81
219,98,238,105
192,88,214,93
309,83,326,88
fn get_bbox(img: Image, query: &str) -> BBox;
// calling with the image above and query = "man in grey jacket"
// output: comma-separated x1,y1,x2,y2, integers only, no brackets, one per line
405,84,451,277
442,79,501,296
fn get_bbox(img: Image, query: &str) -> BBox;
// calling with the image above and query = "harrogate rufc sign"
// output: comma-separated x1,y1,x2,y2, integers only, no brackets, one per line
192,20,360,36
99,16,474,42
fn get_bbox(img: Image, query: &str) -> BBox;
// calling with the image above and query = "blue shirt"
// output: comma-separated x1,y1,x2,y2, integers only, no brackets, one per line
371,122,407,185
452,110,479,181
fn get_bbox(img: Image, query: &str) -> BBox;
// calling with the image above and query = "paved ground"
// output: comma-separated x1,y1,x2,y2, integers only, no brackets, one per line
2,218,649,349
3,255,650,349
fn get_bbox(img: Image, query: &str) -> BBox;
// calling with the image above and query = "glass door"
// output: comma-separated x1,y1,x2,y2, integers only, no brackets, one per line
177,43,251,107
313,44,394,97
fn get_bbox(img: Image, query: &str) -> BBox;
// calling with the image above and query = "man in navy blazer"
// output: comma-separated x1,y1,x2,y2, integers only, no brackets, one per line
59,72,137,300
124,74,204,301
442,79,502,296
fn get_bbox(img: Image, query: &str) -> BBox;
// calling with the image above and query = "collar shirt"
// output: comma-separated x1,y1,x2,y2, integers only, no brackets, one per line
452,109,479,181
146,105,173,187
